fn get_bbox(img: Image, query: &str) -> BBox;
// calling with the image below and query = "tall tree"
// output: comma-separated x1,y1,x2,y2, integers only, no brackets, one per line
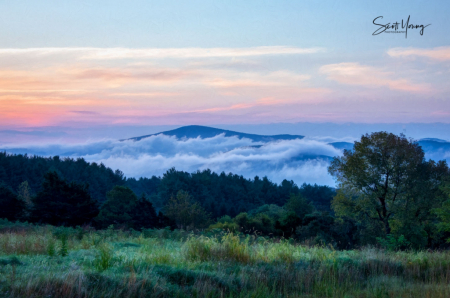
30,171,99,226
133,194,159,229
329,132,449,245
95,186,160,230
95,186,138,229
164,190,211,230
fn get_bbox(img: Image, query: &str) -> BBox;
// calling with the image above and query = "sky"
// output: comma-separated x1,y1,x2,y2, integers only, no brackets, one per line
1,0,449,130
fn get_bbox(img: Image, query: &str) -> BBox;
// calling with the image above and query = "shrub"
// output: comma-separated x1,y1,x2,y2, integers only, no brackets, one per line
377,234,411,251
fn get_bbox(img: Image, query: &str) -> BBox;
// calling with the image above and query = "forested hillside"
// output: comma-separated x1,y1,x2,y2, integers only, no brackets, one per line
0,152,334,213
0,152,125,203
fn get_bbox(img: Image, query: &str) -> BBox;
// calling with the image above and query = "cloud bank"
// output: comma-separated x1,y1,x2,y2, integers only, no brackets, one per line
1,134,342,186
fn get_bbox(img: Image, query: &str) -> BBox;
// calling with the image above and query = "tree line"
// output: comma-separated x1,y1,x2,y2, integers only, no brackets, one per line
0,152,334,230
0,152,333,214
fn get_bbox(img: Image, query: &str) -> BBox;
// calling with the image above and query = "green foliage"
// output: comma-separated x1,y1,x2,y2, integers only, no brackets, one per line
299,183,336,212
248,204,287,221
207,221,239,233
329,132,450,248
0,153,126,203
95,186,160,230
158,167,304,215
47,239,56,257
59,233,68,257
296,212,336,245
284,193,314,219
377,234,411,251
93,243,114,271
164,190,211,230
275,211,302,238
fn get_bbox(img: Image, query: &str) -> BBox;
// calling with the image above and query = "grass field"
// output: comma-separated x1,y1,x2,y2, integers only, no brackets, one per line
1,223,450,297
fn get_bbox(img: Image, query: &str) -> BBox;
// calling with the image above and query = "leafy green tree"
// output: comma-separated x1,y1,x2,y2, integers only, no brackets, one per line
0,184,25,221
164,190,211,230
284,193,314,219
95,186,138,229
275,211,302,238
30,171,99,226
296,212,336,245
329,132,449,247
434,182,450,243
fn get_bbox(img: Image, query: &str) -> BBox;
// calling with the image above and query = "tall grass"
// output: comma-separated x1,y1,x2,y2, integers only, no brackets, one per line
1,223,450,297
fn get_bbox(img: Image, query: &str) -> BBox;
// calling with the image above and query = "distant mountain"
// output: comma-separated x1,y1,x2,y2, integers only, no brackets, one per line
126,125,304,142
417,139,450,162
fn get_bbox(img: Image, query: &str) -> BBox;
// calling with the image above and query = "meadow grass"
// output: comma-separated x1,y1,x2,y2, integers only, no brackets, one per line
1,224,450,297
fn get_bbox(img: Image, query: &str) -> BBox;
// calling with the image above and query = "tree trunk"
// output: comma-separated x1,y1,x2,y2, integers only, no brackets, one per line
384,220,391,235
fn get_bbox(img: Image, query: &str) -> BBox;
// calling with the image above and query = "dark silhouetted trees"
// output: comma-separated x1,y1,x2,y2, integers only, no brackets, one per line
30,171,99,226
95,186,161,230
0,184,25,221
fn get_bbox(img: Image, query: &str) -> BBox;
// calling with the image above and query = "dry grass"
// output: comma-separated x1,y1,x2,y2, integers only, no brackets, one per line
1,225,450,297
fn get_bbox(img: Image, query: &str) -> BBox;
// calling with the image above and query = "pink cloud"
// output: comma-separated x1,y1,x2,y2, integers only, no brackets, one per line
387,47,450,61
72,68,193,82
319,62,429,93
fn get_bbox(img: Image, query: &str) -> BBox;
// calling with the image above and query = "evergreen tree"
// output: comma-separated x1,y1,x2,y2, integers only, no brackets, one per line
30,171,99,226
95,186,160,230
164,190,211,230
95,186,137,229
133,194,159,229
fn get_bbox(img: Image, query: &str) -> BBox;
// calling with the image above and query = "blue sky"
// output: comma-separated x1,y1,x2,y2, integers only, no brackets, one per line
1,0,446,49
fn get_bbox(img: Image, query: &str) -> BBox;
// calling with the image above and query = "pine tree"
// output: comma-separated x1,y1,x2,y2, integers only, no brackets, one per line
30,171,99,226
133,194,159,229
0,184,25,221
94,186,137,229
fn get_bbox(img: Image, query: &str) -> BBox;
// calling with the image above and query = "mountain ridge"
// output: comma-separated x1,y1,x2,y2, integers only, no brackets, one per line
125,125,304,143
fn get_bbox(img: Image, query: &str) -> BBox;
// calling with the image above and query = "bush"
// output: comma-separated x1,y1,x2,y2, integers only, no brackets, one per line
377,234,411,251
